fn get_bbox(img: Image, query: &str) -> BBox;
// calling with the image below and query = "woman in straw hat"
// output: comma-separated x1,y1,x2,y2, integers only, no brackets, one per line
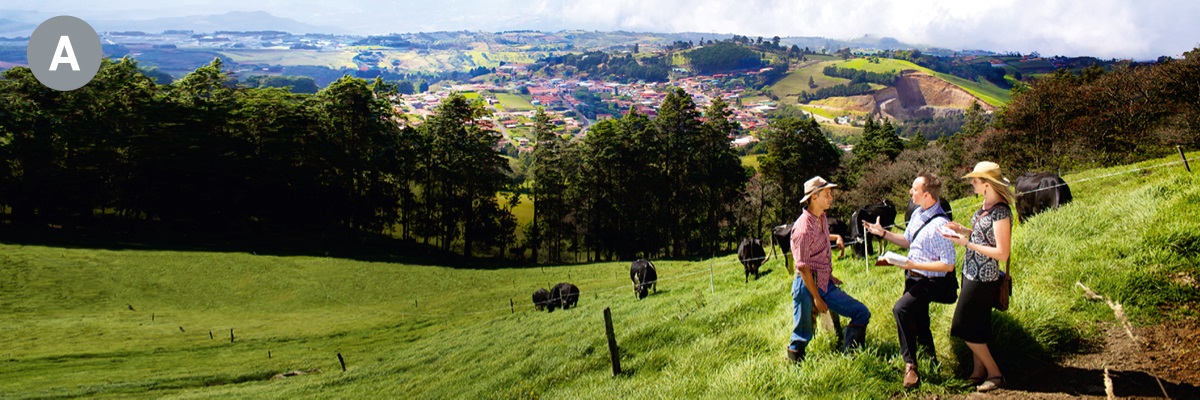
940,161,1018,392
787,176,871,363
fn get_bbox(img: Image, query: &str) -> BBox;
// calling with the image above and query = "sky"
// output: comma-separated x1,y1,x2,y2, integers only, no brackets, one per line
11,0,1200,59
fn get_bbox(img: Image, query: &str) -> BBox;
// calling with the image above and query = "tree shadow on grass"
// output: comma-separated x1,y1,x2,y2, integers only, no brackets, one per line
0,221,525,269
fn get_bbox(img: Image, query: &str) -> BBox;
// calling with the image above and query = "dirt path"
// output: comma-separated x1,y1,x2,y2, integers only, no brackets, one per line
942,320,1200,399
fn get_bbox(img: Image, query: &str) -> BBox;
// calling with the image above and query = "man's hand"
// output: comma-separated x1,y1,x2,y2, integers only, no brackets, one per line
862,216,885,237
813,296,828,314
831,276,843,285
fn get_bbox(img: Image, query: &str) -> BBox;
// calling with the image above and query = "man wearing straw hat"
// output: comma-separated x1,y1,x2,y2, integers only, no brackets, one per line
787,176,871,363
864,172,957,389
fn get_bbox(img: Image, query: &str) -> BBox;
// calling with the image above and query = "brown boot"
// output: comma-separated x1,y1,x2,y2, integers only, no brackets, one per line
903,363,920,389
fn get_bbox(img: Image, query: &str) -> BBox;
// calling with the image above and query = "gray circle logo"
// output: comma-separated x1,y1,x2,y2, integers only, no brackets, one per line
27,16,102,91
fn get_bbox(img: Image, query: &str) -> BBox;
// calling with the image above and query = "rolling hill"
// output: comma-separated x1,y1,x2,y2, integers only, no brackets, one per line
2,152,1197,398
771,57,1011,125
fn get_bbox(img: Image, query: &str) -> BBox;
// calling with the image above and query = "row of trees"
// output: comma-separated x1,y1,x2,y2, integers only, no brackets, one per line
799,82,874,102
822,66,898,85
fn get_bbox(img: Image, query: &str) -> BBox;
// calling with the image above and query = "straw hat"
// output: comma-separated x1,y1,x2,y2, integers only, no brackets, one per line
799,176,837,204
961,161,1011,187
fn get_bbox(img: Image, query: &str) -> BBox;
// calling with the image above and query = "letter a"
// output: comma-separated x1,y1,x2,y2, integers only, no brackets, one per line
49,35,80,72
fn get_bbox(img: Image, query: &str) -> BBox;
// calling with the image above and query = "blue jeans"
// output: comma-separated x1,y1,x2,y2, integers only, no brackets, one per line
789,275,871,351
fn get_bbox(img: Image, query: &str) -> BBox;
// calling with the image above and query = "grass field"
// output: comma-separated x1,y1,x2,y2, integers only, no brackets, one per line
770,61,849,98
1,153,1196,398
741,154,762,171
495,93,535,112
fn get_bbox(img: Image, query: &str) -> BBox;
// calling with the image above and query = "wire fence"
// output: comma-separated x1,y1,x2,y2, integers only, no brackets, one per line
339,155,1193,321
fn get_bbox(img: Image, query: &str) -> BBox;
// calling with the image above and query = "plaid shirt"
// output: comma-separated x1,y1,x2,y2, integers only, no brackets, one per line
904,203,956,277
791,209,833,292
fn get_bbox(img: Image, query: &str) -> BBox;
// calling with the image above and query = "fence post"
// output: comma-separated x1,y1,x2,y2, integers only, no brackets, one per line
230,328,235,343
1179,146,1191,173
603,307,621,376
510,298,514,314
337,352,347,372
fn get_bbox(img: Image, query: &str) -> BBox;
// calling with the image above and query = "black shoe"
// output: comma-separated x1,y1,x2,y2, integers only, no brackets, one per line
843,326,866,352
787,348,805,363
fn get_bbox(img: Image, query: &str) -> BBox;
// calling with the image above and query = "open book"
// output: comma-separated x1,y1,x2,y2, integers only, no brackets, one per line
876,251,909,267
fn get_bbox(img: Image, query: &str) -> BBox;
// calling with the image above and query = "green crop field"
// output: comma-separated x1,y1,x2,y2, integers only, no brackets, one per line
2,153,1196,398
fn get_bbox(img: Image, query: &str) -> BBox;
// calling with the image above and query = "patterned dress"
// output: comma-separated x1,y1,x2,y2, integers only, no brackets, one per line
951,203,1012,343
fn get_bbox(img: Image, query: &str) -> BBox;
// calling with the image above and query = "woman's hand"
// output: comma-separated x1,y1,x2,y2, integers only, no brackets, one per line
944,221,970,235
941,230,969,246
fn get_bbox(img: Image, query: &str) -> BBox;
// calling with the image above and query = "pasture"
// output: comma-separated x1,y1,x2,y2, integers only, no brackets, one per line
1,152,1197,398
770,61,849,99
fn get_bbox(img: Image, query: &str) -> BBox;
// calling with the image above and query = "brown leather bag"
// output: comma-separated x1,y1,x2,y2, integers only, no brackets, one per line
995,259,1012,311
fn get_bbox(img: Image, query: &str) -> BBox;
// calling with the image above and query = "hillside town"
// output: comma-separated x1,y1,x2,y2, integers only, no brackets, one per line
397,64,782,153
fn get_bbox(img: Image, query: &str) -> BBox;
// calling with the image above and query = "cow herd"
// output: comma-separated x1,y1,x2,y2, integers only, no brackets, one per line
531,173,1072,311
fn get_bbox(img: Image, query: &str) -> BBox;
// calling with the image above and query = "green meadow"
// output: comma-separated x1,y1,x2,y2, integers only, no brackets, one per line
772,58,1012,108
1,153,1196,398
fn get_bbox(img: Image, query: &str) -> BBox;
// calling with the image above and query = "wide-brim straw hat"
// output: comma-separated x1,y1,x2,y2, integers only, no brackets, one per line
961,161,1011,187
799,176,837,204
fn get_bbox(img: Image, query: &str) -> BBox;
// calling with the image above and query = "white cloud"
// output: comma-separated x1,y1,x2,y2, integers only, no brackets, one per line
13,0,1199,59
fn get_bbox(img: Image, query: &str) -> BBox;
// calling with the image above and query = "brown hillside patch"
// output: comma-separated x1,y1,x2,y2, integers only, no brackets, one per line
874,71,996,121
939,320,1200,400
810,95,875,113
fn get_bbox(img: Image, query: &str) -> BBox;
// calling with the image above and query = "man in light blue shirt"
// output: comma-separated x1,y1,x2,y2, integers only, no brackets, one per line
864,172,956,389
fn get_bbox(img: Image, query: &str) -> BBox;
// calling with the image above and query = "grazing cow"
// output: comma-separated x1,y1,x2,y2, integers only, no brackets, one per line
532,288,551,311
773,224,794,254
905,198,953,224
738,238,767,283
849,199,897,258
630,259,658,299
547,282,579,312
1016,172,1072,223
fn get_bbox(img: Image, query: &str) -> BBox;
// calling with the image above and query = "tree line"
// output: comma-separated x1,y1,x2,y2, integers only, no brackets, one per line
0,57,514,257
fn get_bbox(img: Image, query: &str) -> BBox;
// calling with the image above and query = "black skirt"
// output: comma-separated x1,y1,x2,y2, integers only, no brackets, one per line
951,278,1000,343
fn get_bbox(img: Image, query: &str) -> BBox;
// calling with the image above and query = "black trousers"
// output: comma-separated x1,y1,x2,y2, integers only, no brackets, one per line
894,278,936,365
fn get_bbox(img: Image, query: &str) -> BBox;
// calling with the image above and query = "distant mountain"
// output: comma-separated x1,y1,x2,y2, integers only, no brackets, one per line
0,10,343,36
89,11,344,35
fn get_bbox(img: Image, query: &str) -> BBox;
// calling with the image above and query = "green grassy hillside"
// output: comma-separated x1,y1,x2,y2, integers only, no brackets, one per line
770,61,849,99
835,58,1011,107
772,58,1012,108
1,153,1195,398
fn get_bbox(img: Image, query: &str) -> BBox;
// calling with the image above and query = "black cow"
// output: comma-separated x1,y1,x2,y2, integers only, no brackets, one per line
1016,172,1072,223
738,238,767,283
850,199,897,258
532,288,551,311
547,282,579,312
630,259,658,299
905,198,953,224
772,224,794,254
